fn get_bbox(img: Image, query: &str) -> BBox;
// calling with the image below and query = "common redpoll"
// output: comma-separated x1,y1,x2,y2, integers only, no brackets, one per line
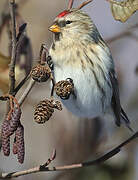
48,6,132,130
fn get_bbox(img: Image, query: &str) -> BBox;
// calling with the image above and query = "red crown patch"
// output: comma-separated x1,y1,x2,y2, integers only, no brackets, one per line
57,10,71,18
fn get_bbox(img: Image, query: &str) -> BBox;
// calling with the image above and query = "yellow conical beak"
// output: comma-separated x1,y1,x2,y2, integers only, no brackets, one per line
49,24,61,33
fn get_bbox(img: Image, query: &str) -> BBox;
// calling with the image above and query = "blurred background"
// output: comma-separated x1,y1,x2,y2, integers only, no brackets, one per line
0,0,138,180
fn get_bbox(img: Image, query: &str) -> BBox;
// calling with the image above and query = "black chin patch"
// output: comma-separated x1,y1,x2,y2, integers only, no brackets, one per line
54,32,61,41
52,43,55,50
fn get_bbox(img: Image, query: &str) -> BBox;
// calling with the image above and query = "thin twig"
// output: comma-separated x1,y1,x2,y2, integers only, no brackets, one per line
0,131,138,178
39,44,48,65
40,149,56,168
67,0,74,10
18,78,35,106
9,0,17,95
77,0,93,10
13,74,31,96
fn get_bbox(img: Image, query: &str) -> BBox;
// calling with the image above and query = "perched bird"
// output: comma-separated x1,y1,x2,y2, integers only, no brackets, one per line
48,3,132,130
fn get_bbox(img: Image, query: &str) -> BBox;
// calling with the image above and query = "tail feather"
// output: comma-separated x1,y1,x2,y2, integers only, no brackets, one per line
121,107,130,124
121,107,133,132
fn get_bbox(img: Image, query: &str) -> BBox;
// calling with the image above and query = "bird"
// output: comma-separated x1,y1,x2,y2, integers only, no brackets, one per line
48,1,132,131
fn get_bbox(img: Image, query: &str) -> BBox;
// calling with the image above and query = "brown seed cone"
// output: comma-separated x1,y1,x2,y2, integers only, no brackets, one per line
1,120,11,156
34,99,54,124
34,99,62,124
15,124,25,164
52,100,62,111
54,79,74,100
31,64,51,82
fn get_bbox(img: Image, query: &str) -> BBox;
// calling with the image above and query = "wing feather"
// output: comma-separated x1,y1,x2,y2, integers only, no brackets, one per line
109,69,121,126
109,69,132,131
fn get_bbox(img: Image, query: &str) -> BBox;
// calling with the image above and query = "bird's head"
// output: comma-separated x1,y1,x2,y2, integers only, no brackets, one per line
49,9,95,42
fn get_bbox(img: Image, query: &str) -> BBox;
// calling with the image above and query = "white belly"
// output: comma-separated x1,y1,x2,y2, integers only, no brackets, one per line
53,65,112,118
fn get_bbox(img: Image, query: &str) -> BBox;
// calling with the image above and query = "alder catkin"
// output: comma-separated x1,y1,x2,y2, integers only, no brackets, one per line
15,124,25,164
1,120,11,156
9,106,22,135
1,95,24,163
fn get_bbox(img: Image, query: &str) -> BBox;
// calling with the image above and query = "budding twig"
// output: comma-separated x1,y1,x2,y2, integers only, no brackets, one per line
9,0,17,95
0,131,138,178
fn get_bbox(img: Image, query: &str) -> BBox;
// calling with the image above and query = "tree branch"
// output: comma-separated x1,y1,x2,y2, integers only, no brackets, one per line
0,131,137,179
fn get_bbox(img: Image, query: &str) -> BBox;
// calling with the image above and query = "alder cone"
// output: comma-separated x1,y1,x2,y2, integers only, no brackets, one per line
34,99,54,124
34,99,62,124
54,79,74,99
31,64,51,82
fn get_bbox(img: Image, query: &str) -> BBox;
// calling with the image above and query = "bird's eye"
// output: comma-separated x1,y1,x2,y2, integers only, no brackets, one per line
66,20,72,24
